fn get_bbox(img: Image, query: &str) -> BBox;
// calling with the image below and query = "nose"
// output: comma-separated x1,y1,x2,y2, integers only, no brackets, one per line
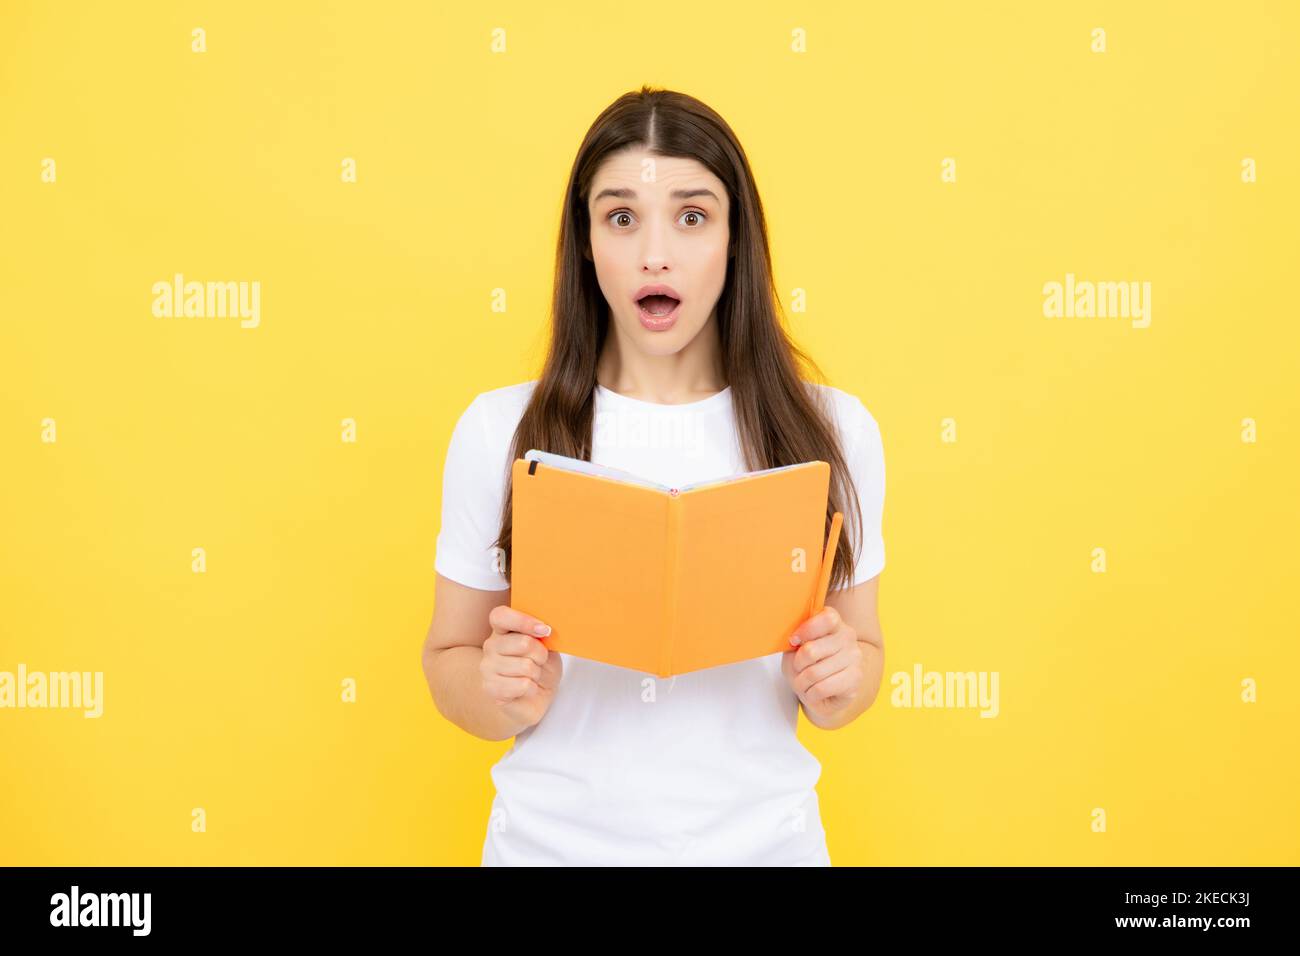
640,213,672,272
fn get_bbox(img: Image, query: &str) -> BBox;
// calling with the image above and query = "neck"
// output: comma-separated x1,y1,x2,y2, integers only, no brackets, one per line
596,310,726,404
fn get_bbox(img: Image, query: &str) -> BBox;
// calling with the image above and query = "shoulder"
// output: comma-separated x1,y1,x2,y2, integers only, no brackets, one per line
436,382,539,591
453,379,538,440
441,379,539,489
805,381,881,448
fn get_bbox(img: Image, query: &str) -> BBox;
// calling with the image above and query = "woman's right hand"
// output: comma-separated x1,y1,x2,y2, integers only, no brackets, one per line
481,604,563,729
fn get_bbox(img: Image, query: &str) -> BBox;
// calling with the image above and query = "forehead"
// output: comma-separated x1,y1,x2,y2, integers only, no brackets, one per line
589,149,724,199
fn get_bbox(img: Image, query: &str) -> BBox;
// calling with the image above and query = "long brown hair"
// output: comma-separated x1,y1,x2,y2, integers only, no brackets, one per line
493,84,864,591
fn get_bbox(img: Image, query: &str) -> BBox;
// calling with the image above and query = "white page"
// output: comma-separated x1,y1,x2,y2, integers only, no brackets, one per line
523,449,673,492
677,460,815,492
524,449,817,494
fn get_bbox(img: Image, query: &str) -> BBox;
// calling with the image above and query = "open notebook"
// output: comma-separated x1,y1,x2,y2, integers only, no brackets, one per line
510,449,844,677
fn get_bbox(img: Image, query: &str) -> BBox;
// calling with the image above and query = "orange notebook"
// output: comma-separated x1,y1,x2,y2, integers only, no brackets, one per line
510,449,844,677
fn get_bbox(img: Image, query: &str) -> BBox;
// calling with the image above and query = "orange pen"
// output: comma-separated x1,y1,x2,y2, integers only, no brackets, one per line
809,511,844,617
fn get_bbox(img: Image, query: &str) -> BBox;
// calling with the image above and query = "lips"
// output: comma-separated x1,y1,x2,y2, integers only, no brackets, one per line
638,294,678,316
633,284,682,316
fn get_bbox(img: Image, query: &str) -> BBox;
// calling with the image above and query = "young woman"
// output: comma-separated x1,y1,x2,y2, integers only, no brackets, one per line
422,86,887,866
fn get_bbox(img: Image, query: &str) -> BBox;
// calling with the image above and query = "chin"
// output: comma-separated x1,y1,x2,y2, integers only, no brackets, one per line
629,317,693,351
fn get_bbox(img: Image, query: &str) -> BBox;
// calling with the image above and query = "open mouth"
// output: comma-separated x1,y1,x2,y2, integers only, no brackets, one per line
636,293,681,317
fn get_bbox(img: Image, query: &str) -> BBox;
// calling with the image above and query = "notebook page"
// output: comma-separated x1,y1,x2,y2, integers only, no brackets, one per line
677,460,819,493
523,449,673,493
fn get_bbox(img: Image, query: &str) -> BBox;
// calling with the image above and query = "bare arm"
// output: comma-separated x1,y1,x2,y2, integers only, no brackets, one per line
420,574,530,742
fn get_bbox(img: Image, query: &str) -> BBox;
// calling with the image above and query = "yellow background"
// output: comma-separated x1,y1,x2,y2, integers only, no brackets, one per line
1,1,1296,865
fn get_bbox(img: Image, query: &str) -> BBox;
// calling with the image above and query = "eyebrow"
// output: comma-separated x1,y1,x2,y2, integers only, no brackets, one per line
592,186,720,203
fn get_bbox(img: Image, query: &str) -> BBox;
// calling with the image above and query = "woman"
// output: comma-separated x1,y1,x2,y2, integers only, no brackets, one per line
422,85,887,866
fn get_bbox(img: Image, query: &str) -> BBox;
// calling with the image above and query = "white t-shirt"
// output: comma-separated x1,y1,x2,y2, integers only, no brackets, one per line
435,379,886,865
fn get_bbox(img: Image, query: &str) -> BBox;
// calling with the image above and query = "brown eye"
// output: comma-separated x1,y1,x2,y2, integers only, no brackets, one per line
609,211,633,227
680,209,706,226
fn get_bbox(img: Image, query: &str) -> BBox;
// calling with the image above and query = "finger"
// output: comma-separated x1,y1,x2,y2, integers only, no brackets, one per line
792,626,851,670
790,606,840,647
486,674,541,702
491,631,550,663
536,651,563,689
490,604,552,639
793,646,853,693
492,655,543,682
802,666,858,705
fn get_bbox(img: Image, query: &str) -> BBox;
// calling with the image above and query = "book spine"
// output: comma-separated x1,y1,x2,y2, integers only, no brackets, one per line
659,491,683,678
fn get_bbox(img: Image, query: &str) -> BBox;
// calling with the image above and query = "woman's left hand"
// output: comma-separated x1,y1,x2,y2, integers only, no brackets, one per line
780,605,865,724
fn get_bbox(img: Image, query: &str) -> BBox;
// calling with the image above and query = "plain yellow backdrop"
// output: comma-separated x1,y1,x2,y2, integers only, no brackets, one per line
1,1,1296,865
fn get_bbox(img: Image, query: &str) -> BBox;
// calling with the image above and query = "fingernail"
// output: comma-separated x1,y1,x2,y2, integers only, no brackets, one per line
789,635,801,646
534,623,551,636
